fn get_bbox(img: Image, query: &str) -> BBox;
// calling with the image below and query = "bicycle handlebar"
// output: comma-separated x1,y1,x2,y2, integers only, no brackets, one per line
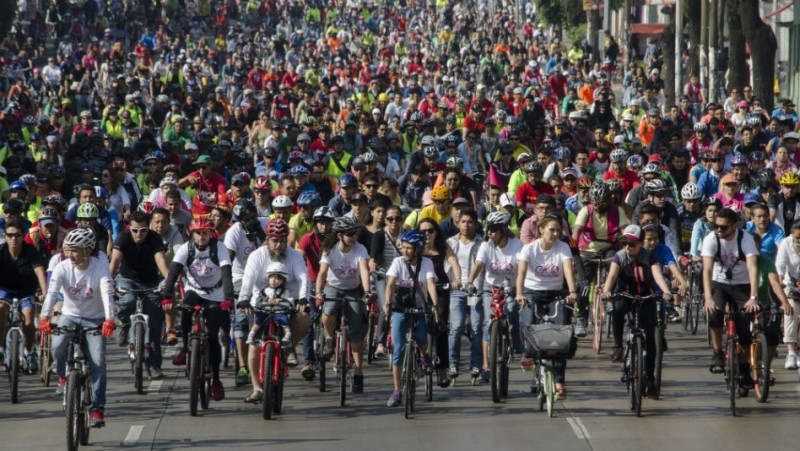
253,301,296,314
52,325,102,336
117,287,159,295
615,293,663,302
177,302,222,312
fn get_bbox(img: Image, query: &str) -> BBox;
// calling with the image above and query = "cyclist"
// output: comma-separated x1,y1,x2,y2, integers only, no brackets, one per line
39,227,115,428
316,216,371,393
601,224,674,397
601,148,637,196
745,202,784,260
632,179,681,250
701,208,759,389
776,220,800,369
768,171,800,235
516,214,578,397
691,197,722,259
676,182,703,254
0,218,48,372
289,191,321,247
466,211,523,381
149,207,184,345
384,230,440,407
110,210,171,379
641,223,688,319
160,217,235,402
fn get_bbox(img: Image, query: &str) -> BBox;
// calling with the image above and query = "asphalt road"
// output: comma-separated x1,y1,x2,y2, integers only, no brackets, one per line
2,322,799,451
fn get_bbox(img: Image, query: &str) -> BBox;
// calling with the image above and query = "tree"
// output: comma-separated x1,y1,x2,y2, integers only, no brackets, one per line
726,0,748,97
739,0,777,112
0,0,15,44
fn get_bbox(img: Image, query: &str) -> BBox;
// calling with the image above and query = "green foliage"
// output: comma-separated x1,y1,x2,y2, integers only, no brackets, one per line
566,23,589,47
0,0,16,44
535,0,566,27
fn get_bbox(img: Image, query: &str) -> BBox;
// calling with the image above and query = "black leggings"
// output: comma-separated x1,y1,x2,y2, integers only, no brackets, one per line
182,291,230,381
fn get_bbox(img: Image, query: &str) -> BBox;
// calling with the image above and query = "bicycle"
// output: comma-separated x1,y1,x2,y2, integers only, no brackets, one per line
117,287,154,395
487,282,513,402
585,254,610,354
682,258,703,335
313,309,327,392
616,293,661,417
39,315,54,387
252,299,296,420
653,295,667,400
2,297,37,404
399,305,432,419
749,306,774,404
718,301,745,416
526,298,574,418
365,295,379,364
330,294,359,407
55,324,101,451
177,303,215,416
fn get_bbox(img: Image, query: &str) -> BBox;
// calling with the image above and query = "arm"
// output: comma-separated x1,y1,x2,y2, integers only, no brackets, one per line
154,251,170,279
160,261,185,298
602,261,620,298
316,262,329,297
515,260,528,306
427,276,439,306
702,255,715,313
650,262,673,297
768,272,793,315
667,262,687,295
745,255,759,311
221,264,234,301
109,248,123,278
34,266,47,301
563,257,577,304
359,258,370,294
467,260,485,287
446,247,462,290
383,275,396,314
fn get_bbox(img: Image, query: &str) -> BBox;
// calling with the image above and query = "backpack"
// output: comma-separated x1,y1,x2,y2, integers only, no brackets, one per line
713,229,745,265
186,238,220,268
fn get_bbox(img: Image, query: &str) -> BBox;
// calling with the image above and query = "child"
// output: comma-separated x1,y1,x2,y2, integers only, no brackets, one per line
246,262,293,347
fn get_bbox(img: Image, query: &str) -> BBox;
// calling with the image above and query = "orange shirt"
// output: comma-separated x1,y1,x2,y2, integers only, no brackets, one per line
579,84,595,105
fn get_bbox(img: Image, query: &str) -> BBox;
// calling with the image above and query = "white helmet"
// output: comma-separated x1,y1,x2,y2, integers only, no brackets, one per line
266,261,289,278
272,195,293,209
63,227,96,249
680,182,701,200
485,211,511,226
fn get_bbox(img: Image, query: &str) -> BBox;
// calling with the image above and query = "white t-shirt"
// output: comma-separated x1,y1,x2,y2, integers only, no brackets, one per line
223,219,268,288
517,239,573,291
239,246,309,306
42,257,115,320
173,240,232,302
386,256,437,307
475,238,524,286
320,243,369,290
450,237,476,286
700,230,758,285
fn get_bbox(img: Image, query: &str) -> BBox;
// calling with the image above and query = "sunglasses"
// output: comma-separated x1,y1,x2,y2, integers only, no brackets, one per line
255,189,270,195
419,228,435,234
623,241,639,248
714,223,729,230
130,227,148,234
364,184,379,189
343,230,357,237
5,232,24,238
385,216,402,222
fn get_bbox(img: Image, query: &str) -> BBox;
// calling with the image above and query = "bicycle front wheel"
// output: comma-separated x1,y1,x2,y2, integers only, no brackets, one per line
188,338,201,416
500,326,510,398
726,334,738,416
633,336,644,417
9,329,20,404
366,314,376,365
489,321,501,403
402,343,415,419
653,323,665,399
592,288,604,354
752,332,770,403
40,332,52,387
262,344,275,420
338,330,348,407
80,375,91,445
315,324,326,392
134,322,145,395
273,352,285,414
691,297,701,334
65,371,80,451
536,364,545,411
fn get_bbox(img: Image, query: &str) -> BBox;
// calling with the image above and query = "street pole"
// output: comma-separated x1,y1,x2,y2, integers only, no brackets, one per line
709,0,718,102
604,0,611,33
700,0,708,91
675,0,683,102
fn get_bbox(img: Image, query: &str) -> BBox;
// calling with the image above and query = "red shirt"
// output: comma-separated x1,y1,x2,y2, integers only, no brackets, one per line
189,171,227,216
297,231,323,282
602,169,639,196
515,181,556,216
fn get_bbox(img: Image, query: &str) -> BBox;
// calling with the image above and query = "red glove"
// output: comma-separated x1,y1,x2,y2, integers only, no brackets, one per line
38,317,51,334
161,299,173,309
220,300,234,311
679,256,690,268
101,319,116,338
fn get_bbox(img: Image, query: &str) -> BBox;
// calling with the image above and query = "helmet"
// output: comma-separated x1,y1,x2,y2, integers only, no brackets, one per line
702,197,723,209
422,146,439,158
680,182,701,200
339,173,358,189
758,168,777,184
408,111,423,123
272,195,293,209
400,230,426,249
589,182,611,203
332,216,359,233
63,227,96,249
577,176,594,188
232,199,257,218
94,186,108,200
23,115,37,125
289,165,309,175
610,149,627,163
444,134,459,145
266,261,289,278
524,161,544,173
76,202,99,219
780,172,800,185
42,194,67,211
189,217,214,231
730,154,748,166
9,181,27,192
254,176,271,190
627,154,644,168
39,206,59,220
693,122,707,132
495,110,507,121
644,178,669,195
2,198,23,214
18,174,37,187
296,191,321,207
485,211,511,226
639,162,661,176
266,218,289,237
430,186,451,201
361,151,377,164
445,156,464,168
313,206,337,222
553,147,571,160
138,201,155,214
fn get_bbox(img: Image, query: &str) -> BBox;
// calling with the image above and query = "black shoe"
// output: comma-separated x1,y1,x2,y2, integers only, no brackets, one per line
323,338,334,360
611,347,623,363
709,351,724,374
353,374,363,393
740,368,754,390
645,381,658,399
117,326,129,347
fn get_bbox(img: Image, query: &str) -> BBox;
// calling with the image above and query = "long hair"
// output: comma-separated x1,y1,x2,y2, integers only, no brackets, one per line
417,217,448,255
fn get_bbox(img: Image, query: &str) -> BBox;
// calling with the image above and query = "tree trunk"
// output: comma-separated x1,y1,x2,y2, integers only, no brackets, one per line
661,23,677,108
686,0,702,80
738,0,777,112
0,0,16,44
726,0,747,94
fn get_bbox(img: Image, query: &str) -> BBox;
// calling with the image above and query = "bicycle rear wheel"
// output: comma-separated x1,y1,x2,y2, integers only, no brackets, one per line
338,330,347,407
752,332,770,403
653,323,665,399
489,320,501,403
65,371,80,451
726,334,738,416
134,322,145,395
262,345,275,420
188,338,201,416
592,288,604,354
366,314,376,365
633,336,644,417
9,329,20,404
545,366,555,418
536,364,545,411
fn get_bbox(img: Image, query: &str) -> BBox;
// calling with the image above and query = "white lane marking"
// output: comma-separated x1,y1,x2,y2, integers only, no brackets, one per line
123,425,144,445
148,380,163,394
567,417,591,440
574,417,591,439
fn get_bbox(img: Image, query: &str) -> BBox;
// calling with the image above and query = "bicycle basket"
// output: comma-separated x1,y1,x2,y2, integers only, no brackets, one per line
523,324,577,359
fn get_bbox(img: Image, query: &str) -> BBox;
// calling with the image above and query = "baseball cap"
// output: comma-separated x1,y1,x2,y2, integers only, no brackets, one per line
721,173,738,185
499,193,515,208
622,224,643,242
743,192,760,206
648,154,663,163
536,194,556,206
783,132,799,142
297,133,311,142
80,163,93,172
623,114,634,122
159,177,178,187
452,197,470,207
349,192,368,204
231,172,251,185
39,217,57,227
195,155,213,165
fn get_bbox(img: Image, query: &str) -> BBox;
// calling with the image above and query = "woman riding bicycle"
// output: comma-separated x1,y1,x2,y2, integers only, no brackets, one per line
316,216,371,394
516,214,578,398
384,230,440,407
602,224,674,397
690,197,722,260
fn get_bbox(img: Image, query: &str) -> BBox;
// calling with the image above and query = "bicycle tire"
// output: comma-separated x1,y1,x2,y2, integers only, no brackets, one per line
200,346,211,410
366,314,376,365
315,323,326,392
41,332,52,386
80,375,91,446
682,300,691,331
499,326,510,398
653,323,665,399
726,333,737,416
188,338,201,416
536,364,545,411
262,344,275,420
273,351,284,414
752,332,770,403
134,322,145,395
546,366,555,418
489,320,501,403
65,370,80,451
338,329,347,407
691,297,701,335
403,342,415,419
592,286,604,354
633,336,644,417
10,329,20,404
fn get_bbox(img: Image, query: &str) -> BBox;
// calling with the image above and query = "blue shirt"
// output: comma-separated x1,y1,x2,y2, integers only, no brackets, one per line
649,243,676,294
745,221,785,260
696,169,724,198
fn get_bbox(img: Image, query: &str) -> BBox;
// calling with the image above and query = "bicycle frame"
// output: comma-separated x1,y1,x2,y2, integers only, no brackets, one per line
617,293,661,416
2,297,30,368
255,303,292,386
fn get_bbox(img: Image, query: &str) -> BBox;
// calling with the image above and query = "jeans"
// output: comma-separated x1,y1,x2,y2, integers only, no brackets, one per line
448,289,483,370
526,289,569,384
181,291,229,380
116,276,164,370
390,310,427,367
52,315,106,413
322,286,365,341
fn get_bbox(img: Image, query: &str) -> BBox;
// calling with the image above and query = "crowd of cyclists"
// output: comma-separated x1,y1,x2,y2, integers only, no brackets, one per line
1,0,800,428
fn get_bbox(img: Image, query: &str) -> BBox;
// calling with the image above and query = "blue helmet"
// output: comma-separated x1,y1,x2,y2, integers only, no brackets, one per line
290,165,309,175
339,173,358,188
9,181,27,192
94,185,108,199
730,154,748,167
296,191,321,207
553,147,571,160
401,230,426,249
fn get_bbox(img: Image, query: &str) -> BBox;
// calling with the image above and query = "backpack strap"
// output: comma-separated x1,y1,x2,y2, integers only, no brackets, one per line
714,229,745,264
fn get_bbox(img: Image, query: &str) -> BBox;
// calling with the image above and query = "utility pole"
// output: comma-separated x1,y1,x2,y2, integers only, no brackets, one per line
675,0,683,102
709,0,718,102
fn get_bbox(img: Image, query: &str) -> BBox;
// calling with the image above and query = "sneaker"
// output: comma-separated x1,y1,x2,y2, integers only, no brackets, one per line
165,330,178,346
148,366,163,380
244,389,262,404
211,380,225,401
353,374,364,393
235,367,249,386
709,351,725,374
117,326,130,347
574,318,587,338
520,357,534,371
89,410,105,428
611,347,623,363
447,366,458,378
375,343,386,358
387,389,402,407
645,381,658,399
740,369,755,390
286,351,298,367
26,353,39,374
281,332,293,349
479,368,490,383
300,363,315,381
470,367,481,379
172,349,188,366
785,353,798,370
419,354,432,371
56,376,66,395
323,338,334,360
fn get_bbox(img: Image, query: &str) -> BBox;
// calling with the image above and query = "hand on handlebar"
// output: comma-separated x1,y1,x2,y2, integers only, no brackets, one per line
101,319,116,338
744,298,761,313
450,280,462,291
161,298,173,310
515,294,526,307
38,316,51,334
662,292,672,302
237,300,253,315
220,300,234,311
565,293,577,305
314,293,324,308
464,283,477,296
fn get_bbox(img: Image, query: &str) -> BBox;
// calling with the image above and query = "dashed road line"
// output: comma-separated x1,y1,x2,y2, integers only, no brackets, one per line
567,417,591,440
123,425,144,445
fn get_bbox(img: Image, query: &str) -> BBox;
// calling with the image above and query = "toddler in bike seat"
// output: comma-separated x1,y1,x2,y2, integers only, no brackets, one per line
246,263,292,347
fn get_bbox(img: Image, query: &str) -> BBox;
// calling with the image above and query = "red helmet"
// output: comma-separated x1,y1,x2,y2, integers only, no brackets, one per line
189,217,214,232
266,218,289,238
138,201,155,214
254,176,271,190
